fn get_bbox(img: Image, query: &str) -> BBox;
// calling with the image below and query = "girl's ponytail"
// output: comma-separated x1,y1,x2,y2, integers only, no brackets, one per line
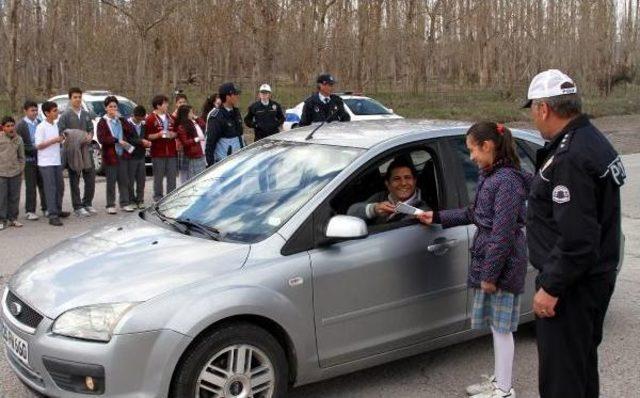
467,121,521,169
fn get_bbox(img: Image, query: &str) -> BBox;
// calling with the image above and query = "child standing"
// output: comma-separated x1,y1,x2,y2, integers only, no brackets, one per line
0,116,25,230
175,104,206,184
35,101,69,226
419,122,530,398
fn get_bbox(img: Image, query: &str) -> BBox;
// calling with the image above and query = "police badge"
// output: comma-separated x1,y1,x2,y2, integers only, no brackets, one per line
552,185,570,204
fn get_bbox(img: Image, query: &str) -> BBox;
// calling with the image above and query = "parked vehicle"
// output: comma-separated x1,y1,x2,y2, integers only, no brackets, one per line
38,91,146,174
4,120,609,398
283,93,402,130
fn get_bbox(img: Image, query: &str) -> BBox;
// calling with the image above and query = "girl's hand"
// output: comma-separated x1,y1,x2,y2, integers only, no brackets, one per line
481,281,497,294
417,211,434,225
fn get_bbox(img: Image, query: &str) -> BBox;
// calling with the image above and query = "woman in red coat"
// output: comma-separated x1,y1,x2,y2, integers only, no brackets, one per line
175,105,206,184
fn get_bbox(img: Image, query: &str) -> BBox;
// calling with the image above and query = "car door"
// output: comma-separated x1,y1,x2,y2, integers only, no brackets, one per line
308,140,470,368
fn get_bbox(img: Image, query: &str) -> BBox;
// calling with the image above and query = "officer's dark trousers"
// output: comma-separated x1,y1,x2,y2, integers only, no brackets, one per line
536,273,616,398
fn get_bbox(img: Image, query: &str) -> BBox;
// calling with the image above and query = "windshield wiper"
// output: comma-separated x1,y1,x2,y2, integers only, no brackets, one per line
152,204,189,234
174,218,221,241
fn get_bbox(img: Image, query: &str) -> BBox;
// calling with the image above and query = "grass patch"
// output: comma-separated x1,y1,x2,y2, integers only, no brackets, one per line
3,85,640,123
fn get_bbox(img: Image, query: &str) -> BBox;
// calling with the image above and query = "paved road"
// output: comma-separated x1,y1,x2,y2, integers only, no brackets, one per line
1,155,639,397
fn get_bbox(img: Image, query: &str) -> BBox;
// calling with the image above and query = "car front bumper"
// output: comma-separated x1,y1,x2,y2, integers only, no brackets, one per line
2,308,191,398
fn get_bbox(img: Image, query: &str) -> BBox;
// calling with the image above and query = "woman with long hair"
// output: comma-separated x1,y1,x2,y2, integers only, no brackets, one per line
175,104,206,185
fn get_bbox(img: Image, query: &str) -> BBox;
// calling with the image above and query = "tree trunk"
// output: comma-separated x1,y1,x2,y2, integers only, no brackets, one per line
7,0,21,112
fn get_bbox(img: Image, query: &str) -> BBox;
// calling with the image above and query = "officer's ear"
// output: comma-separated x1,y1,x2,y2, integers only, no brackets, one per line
537,101,552,121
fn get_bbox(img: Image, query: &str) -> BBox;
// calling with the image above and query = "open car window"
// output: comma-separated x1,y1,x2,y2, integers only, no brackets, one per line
329,146,441,234
451,136,536,202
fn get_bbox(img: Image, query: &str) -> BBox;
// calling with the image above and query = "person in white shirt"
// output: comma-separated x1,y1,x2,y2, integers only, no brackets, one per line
35,101,70,226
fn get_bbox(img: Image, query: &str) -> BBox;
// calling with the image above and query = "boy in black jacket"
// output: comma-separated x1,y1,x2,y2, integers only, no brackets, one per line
15,100,45,220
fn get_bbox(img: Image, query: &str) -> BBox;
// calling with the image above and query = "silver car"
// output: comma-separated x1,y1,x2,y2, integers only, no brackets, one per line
2,120,544,398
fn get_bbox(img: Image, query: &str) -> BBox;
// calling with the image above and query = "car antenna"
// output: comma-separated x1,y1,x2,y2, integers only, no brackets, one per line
305,106,339,141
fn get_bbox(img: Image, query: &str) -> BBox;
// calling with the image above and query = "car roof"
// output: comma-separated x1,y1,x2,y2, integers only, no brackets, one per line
271,119,543,149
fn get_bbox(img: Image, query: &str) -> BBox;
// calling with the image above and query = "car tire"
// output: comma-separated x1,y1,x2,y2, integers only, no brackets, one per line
291,123,299,129
170,322,289,398
91,142,104,175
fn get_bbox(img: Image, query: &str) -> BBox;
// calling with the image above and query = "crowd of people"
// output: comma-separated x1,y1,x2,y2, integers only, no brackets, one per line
0,73,352,228
0,69,626,398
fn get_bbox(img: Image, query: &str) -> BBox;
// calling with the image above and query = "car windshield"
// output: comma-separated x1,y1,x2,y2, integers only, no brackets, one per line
88,100,136,118
343,98,392,115
155,140,363,243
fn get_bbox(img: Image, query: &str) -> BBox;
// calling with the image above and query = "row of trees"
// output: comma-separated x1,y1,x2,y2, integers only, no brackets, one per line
1,0,639,111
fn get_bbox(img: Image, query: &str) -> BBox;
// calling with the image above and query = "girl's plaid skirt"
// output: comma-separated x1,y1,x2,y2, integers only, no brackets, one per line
471,288,521,333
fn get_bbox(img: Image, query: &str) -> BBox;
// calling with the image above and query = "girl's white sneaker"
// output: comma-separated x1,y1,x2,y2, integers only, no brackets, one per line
466,375,496,396
470,386,515,398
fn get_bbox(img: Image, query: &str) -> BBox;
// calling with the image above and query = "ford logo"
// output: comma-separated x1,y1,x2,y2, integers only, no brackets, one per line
8,302,22,317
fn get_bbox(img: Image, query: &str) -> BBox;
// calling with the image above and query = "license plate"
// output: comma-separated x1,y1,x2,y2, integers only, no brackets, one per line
1,321,29,366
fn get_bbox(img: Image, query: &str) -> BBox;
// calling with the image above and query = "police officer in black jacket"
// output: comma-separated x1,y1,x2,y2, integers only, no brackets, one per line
524,70,626,398
244,83,285,140
298,73,350,127
205,82,244,166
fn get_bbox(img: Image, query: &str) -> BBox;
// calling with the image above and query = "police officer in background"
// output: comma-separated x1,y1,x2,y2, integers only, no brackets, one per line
298,73,350,127
244,83,285,141
205,82,244,166
524,69,625,398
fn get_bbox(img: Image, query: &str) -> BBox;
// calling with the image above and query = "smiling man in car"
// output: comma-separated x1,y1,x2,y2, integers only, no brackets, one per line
347,157,429,224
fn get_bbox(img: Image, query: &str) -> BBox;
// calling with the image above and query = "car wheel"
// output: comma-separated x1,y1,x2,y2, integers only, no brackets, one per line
171,323,288,398
91,142,104,175
291,124,299,129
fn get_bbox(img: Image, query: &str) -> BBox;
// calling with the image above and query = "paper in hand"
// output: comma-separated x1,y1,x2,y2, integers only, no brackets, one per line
395,202,424,216
122,142,135,154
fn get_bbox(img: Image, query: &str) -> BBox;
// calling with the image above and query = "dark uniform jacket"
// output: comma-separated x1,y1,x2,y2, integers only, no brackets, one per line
126,119,147,160
527,115,625,297
244,100,285,140
15,118,40,163
298,93,351,127
205,107,244,166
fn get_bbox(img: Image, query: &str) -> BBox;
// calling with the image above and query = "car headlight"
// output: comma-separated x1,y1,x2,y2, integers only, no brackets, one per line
52,302,138,342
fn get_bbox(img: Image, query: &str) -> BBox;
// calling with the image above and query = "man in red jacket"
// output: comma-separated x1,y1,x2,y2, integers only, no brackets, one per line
145,94,177,202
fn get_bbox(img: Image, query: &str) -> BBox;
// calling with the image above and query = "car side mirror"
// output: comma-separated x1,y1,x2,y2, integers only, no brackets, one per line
325,215,368,240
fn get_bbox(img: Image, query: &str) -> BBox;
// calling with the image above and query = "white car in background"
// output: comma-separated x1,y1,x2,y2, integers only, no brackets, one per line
283,93,403,130
38,91,139,174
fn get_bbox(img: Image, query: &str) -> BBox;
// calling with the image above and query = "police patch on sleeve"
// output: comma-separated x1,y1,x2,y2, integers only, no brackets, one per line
552,185,571,204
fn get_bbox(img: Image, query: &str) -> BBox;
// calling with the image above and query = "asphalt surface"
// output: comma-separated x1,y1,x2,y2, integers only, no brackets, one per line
1,155,639,398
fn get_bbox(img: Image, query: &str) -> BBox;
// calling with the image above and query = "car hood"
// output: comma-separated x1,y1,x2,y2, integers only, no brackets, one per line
8,216,250,319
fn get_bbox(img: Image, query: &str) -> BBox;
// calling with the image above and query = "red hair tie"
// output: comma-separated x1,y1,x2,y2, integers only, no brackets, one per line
496,123,505,135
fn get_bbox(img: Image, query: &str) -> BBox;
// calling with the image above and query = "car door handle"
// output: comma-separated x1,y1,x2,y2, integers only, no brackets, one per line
427,238,458,256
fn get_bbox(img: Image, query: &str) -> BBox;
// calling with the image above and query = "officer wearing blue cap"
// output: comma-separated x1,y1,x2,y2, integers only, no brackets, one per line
298,73,350,127
205,82,244,166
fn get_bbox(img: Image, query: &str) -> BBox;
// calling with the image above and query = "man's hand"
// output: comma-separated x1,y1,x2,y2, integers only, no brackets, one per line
85,133,93,143
533,287,559,318
119,139,128,146
374,201,396,216
481,281,497,294
142,139,151,148
417,211,434,225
